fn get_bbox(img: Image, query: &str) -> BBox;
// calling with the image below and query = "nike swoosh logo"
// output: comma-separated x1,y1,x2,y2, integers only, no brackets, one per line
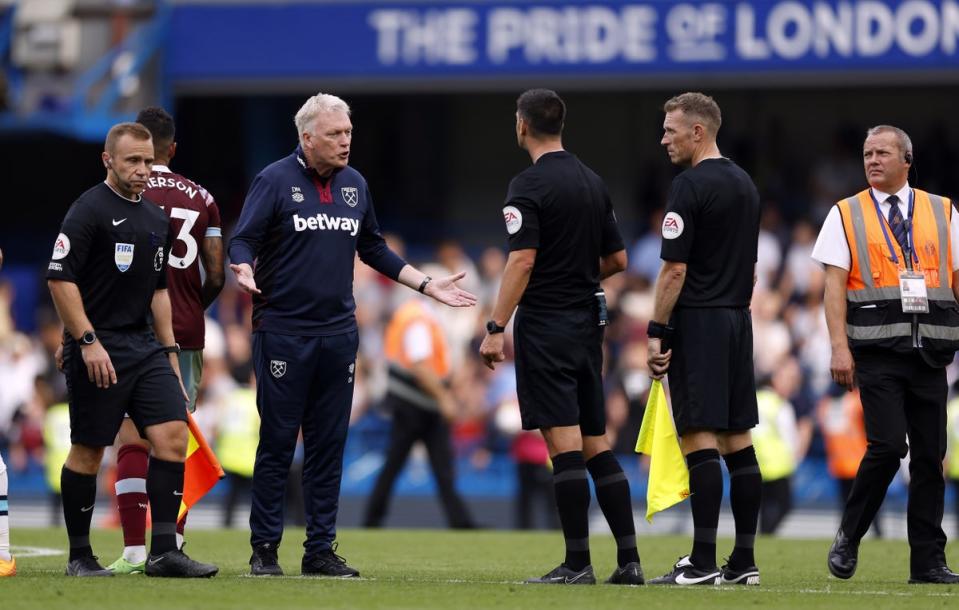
80,504,95,512
173,491,183,496
148,557,163,566
564,573,588,584
112,218,127,226
675,572,719,585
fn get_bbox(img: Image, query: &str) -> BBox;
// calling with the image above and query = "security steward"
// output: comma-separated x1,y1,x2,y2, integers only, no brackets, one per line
46,122,217,578
814,125,959,584
480,89,641,586
363,295,476,529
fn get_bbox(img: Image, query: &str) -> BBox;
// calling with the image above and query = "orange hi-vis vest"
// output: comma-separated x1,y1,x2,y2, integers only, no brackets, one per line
383,299,450,411
838,188,959,365
817,391,867,480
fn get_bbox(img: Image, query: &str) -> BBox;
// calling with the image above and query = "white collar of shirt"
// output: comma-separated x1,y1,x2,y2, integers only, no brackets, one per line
103,180,141,203
152,164,171,173
871,182,911,218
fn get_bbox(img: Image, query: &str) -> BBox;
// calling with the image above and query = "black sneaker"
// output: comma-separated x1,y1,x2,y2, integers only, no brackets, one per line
525,563,596,585
648,556,720,586
250,542,284,576
301,543,359,578
606,562,645,585
65,556,114,577
144,549,218,578
720,562,760,586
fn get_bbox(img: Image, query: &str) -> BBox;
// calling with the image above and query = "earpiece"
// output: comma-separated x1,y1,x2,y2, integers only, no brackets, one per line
905,151,913,165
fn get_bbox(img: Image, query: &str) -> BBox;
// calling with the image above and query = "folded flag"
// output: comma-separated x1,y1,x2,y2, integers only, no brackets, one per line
635,379,690,523
179,411,225,522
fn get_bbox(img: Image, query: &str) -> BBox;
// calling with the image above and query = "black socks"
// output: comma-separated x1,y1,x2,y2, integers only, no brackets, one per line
724,445,761,570
61,466,97,561
587,450,639,567
147,457,185,555
686,448,722,570
552,451,591,571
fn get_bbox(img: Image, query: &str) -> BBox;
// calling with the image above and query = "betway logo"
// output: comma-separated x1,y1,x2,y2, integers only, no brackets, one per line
293,213,359,236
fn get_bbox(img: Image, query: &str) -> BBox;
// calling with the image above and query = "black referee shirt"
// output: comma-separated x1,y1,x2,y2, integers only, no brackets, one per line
46,182,172,331
660,158,760,308
503,151,624,309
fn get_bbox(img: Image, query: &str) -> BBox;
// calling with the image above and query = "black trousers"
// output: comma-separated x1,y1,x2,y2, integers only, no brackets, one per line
841,349,948,573
363,397,474,528
760,477,792,535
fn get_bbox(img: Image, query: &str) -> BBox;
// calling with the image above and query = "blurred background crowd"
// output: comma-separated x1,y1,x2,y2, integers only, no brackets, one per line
3,0,959,534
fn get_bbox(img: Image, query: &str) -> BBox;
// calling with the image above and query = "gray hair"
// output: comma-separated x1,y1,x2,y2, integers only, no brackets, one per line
294,93,351,147
866,125,913,159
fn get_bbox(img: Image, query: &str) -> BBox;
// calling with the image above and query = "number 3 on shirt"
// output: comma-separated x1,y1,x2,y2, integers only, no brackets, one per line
169,207,201,269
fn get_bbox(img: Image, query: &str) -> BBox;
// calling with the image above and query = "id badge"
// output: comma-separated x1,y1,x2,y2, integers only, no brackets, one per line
899,271,929,314
595,291,609,327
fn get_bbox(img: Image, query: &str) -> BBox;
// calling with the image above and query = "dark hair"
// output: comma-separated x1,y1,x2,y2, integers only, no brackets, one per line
516,89,565,136
105,122,152,154
136,106,175,146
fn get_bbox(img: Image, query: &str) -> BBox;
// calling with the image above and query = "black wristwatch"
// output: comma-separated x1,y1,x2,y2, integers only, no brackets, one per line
418,276,432,294
163,343,181,355
486,320,506,335
79,330,97,346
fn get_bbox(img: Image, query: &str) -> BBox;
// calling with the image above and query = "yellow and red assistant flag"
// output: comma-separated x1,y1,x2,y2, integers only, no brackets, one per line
635,379,690,523
179,412,225,521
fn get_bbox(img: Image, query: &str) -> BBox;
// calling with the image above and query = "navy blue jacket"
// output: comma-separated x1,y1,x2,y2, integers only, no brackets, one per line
229,146,407,336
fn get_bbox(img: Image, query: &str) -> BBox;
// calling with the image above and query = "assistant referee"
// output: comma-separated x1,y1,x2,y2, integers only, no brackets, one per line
645,92,762,587
480,89,640,586
46,122,217,578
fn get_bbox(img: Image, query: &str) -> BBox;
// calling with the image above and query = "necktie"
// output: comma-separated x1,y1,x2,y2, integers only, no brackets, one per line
886,195,909,254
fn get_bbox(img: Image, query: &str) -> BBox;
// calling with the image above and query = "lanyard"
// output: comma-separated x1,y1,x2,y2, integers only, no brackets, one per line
870,189,916,266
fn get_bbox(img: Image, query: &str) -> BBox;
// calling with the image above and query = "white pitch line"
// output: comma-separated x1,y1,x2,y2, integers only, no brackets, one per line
9,546,65,558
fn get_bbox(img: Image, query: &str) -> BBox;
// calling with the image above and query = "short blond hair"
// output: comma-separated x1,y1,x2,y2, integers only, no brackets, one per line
663,92,722,136
294,93,351,147
105,122,152,154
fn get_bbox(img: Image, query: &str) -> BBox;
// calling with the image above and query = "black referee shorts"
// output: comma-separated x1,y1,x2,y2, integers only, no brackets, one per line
667,307,758,436
63,330,187,447
514,304,606,436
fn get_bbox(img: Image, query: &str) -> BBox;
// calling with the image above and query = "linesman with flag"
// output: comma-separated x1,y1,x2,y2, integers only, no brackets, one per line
646,92,762,587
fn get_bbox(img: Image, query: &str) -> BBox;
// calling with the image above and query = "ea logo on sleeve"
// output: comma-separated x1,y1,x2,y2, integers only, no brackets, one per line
662,212,684,240
52,233,71,260
503,206,523,235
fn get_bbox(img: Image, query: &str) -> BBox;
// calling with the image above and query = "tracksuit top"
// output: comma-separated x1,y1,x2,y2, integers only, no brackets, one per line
228,146,406,336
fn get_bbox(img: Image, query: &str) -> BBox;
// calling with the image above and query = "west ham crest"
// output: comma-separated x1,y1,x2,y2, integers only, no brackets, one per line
270,360,287,378
341,187,358,207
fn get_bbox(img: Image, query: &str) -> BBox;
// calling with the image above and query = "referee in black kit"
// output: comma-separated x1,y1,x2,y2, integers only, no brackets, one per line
645,93,762,586
480,89,642,586
46,122,217,578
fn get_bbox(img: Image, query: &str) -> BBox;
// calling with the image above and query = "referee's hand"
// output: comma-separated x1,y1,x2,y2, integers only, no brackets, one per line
647,337,672,380
80,342,117,388
479,333,505,370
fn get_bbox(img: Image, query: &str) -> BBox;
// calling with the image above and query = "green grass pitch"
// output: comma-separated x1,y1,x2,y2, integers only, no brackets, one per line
4,527,958,609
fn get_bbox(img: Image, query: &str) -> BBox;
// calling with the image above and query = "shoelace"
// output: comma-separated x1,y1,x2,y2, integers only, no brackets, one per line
327,542,348,566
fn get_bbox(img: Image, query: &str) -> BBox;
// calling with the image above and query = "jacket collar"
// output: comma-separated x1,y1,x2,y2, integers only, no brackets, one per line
294,145,342,181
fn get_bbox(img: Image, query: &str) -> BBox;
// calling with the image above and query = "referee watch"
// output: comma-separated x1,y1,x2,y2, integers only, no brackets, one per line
163,343,181,355
486,320,506,335
79,330,97,346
